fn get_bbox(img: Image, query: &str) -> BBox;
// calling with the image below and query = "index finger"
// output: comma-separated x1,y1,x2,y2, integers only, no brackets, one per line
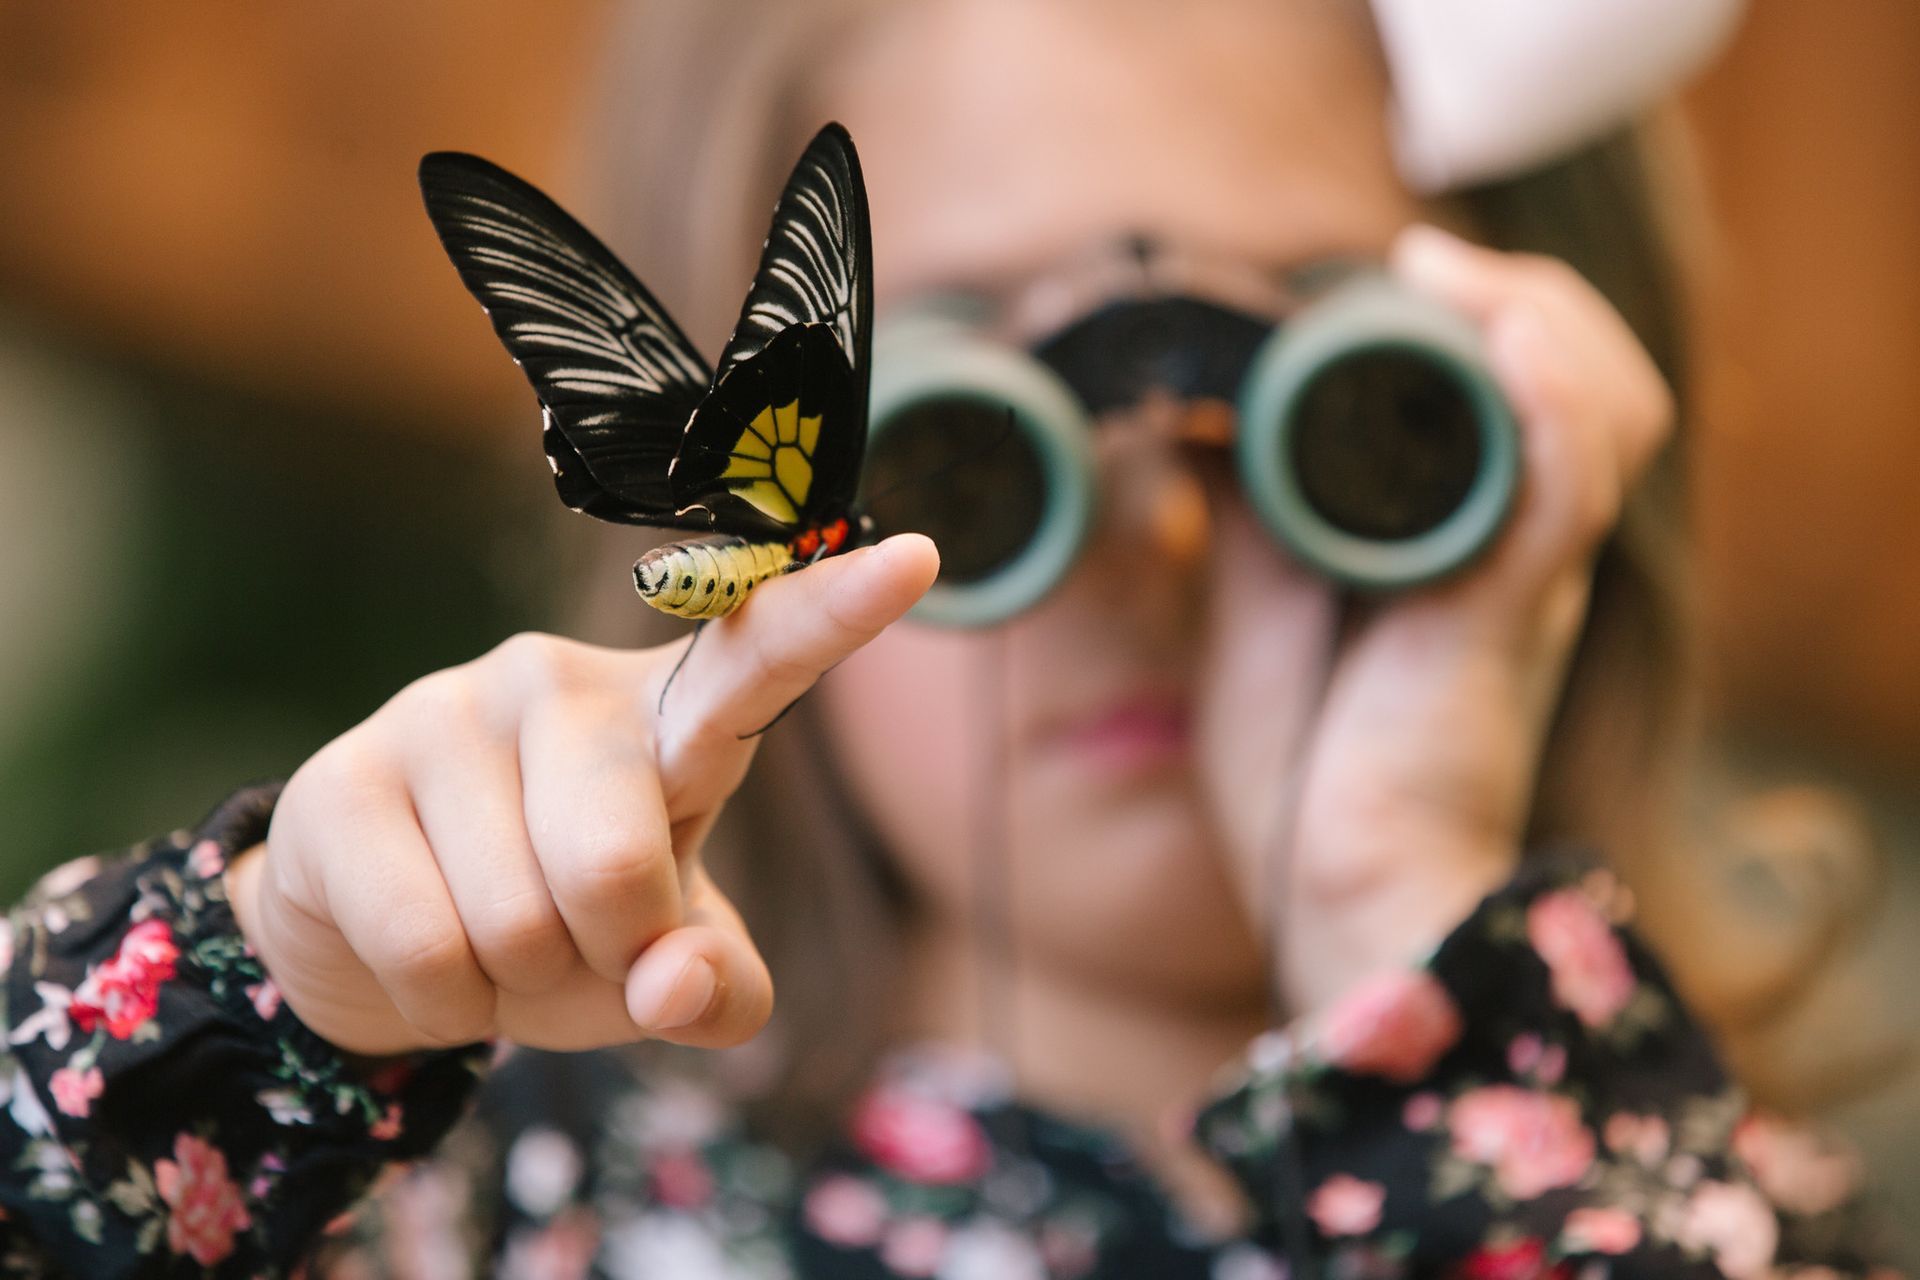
650,532,939,818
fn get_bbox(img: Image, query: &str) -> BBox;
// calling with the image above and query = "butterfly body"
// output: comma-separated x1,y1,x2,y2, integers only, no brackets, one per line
630,512,860,620
420,126,873,621
632,537,795,619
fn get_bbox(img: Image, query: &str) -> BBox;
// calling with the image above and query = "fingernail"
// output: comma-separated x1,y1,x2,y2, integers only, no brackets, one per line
629,955,717,1031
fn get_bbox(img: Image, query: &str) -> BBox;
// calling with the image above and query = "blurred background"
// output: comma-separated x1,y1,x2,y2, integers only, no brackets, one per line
0,0,1915,1254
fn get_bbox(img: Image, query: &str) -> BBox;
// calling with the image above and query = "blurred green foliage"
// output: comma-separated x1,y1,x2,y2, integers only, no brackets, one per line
0,336,562,899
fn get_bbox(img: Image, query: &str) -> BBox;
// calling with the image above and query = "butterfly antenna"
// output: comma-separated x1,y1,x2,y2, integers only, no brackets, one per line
658,621,707,715
737,694,803,740
861,407,1021,508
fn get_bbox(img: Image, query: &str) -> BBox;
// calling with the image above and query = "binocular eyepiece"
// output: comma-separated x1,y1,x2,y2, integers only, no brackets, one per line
863,272,1519,627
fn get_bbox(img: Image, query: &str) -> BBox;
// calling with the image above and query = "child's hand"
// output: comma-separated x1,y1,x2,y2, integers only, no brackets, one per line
1203,225,1674,1015
225,535,939,1057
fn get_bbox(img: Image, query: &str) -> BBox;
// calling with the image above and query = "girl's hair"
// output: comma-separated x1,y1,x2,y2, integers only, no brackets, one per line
567,0,1839,1143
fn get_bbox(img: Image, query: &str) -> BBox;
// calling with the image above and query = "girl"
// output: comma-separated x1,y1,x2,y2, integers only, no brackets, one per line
0,0,1892,1275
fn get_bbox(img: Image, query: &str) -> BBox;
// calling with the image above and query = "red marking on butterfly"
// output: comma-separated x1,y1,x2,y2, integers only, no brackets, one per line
792,518,852,562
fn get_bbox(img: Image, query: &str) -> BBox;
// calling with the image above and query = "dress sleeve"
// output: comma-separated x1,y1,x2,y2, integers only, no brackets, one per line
1193,856,1903,1277
0,785,492,1277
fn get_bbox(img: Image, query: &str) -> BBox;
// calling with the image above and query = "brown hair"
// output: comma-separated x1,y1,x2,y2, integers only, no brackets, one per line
567,0,1846,1140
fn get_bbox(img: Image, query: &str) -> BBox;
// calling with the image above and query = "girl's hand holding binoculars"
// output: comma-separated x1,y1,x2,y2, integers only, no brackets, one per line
1209,225,1675,1017
224,536,940,1057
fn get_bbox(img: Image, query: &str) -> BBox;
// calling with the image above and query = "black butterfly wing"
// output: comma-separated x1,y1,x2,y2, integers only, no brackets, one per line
672,124,872,528
419,152,717,527
669,323,859,534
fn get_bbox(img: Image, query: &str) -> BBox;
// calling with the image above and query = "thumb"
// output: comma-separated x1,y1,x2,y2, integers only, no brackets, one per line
650,532,939,817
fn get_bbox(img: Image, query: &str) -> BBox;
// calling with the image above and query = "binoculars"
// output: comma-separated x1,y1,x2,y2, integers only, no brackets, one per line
863,271,1519,627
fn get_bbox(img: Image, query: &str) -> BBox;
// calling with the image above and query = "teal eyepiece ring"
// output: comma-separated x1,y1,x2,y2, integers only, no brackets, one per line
1235,273,1519,590
867,315,1096,627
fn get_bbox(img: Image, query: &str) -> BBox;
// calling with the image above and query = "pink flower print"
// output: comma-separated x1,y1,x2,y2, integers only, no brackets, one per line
1448,1086,1596,1200
48,1066,104,1118
1505,1034,1566,1086
649,1149,715,1209
1508,1033,1544,1077
1560,1206,1641,1255
1526,889,1635,1029
1403,1092,1444,1132
369,1103,403,1142
850,1085,991,1185
1672,1180,1778,1280
188,839,226,878
1316,970,1463,1084
1535,1044,1566,1086
1038,1217,1099,1278
249,1151,286,1203
246,979,282,1021
1733,1113,1860,1217
882,1216,950,1277
154,1133,253,1265
1307,1173,1385,1237
803,1174,887,1248
70,919,179,1040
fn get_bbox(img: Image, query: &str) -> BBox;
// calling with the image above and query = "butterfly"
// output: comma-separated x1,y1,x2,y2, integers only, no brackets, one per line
419,123,874,621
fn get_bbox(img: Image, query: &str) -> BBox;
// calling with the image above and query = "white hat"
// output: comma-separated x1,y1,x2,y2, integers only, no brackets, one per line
1370,0,1747,191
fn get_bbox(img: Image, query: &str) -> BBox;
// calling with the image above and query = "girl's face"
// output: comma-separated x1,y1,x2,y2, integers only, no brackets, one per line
815,0,1428,1004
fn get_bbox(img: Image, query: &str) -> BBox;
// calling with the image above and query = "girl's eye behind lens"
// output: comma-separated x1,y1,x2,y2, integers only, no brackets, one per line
864,395,1049,585
1288,348,1483,542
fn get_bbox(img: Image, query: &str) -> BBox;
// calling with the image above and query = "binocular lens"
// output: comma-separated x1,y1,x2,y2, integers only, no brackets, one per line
867,323,1096,626
1289,348,1484,542
1237,276,1518,589
863,394,1049,585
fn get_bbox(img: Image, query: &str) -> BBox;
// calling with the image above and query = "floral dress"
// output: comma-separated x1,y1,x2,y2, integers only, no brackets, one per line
0,786,1898,1278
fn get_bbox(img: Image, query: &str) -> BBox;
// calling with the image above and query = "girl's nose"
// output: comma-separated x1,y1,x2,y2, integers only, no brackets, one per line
1141,457,1211,567
1041,395,1228,653
1091,393,1220,581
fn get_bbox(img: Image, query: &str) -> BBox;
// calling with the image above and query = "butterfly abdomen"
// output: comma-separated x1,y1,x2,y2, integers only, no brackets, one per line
633,538,796,619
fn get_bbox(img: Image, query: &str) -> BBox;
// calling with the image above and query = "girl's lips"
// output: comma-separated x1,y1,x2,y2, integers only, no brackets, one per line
1047,696,1192,773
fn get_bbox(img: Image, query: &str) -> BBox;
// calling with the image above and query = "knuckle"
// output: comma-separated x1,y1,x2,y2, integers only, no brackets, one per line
393,668,489,735
377,911,480,992
407,996,496,1047
294,733,392,818
553,826,672,904
1633,376,1677,445
488,631,586,699
1518,252,1581,292
466,890,568,977
1578,477,1625,540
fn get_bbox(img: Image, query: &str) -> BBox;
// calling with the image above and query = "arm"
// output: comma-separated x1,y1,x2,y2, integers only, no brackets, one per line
0,786,485,1276
0,537,937,1276
1198,229,1896,1273
1194,856,1898,1274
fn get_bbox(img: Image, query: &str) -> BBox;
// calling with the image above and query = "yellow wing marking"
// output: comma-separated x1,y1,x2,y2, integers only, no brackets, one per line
724,398,820,521
738,480,799,523
775,447,812,504
774,399,799,444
